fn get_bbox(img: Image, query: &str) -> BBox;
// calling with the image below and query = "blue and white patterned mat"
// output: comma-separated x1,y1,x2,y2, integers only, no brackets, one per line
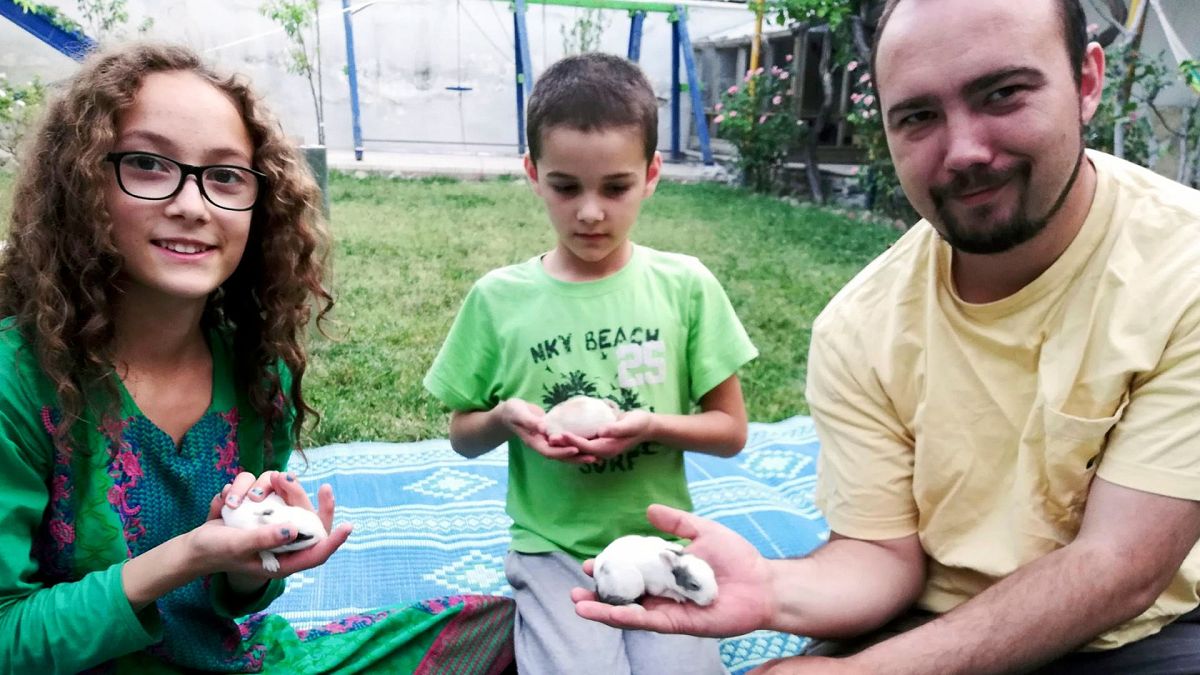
267,415,828,674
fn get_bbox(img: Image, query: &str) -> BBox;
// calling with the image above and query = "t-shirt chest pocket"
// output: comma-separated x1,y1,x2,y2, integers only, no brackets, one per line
1040,399,1127,517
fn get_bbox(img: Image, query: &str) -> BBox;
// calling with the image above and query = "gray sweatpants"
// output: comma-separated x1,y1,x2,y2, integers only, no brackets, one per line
505,551,728,675
804,606,1200,674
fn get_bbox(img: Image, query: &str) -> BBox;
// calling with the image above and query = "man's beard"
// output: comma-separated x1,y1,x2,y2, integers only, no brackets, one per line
930,138,1085,255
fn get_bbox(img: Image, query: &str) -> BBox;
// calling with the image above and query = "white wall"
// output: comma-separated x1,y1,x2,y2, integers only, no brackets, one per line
4,1,1194,156
0,0,755,154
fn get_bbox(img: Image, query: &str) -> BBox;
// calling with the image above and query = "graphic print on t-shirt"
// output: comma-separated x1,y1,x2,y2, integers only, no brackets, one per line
528,325,666,476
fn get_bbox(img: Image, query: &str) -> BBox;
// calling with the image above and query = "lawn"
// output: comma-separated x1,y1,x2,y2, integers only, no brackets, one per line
0,171,900,446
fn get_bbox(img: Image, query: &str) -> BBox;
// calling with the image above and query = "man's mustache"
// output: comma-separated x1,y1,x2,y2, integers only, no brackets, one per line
932,162,1030,201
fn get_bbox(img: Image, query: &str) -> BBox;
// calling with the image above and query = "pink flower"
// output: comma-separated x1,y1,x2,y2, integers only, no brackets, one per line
1087,23,1099,34
771,66,782,75
864,95,875,106
713,114,725,124
727,85,739,95
728,110,737,117
851,92,864,103
1129,111,1139,121
785,54,793,62
847,61,858,72
759,114,768,124
779,72,790,80
755,67,764,75
859,73,871,84
772,95,782,105
714,102,723,112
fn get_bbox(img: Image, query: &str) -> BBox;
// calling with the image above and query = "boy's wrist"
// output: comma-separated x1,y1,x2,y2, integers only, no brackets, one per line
641,411,662,444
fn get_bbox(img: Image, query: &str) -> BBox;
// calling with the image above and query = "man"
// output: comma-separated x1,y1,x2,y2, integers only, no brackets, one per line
571,0,1200,672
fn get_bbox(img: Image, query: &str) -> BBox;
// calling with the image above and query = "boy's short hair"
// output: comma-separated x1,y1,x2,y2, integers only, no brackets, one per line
526,52,658,163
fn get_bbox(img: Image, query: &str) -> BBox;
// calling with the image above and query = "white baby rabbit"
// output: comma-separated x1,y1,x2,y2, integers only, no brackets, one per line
543,395,621,439
593,534,719,607
221,492,328,572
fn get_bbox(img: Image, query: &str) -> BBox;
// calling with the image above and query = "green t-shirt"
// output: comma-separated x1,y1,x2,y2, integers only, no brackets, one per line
424,245,758,559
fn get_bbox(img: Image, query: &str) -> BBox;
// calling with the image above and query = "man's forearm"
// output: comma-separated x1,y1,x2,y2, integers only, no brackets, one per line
852,542,1152,675
767,535,926,639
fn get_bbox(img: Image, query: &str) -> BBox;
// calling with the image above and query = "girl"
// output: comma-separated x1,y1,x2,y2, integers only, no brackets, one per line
0,41,347,672
0,42,514,675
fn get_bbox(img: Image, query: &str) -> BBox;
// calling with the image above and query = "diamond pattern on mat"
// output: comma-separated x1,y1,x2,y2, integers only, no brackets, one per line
741,447,815,480
422,549,511,595
404,468,496,501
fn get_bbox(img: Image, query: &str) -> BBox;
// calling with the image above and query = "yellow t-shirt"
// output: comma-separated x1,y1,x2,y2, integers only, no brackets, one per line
807,150,1200,650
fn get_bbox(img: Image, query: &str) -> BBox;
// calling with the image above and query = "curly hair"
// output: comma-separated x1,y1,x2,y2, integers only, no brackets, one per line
0,42,333,461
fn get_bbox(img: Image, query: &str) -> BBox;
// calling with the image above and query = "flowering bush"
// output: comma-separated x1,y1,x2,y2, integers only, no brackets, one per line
843,61,914,219
0,73,46,166
713,58,806,192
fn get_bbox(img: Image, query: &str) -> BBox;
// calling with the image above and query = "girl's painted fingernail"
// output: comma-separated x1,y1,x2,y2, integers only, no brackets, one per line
280,528,291,538
226,495,239,506
250,487,265,497
286,473,295,482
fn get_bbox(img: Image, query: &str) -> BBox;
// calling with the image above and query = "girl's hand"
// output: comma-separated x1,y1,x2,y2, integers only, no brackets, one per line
189,471,352,582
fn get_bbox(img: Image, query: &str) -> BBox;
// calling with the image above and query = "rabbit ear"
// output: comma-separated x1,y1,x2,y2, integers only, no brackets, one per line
658,548,680,568
671,561,703,592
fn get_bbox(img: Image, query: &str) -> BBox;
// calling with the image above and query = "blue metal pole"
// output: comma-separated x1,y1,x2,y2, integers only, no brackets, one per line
0,0,94,60
670,16,682,160
627,10,645,62
514,8,528,154
341,0,364,160
675,6,713,165
515,0,535,92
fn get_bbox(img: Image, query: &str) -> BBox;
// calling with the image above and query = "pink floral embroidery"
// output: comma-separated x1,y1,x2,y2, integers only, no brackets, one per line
230,613,270,669
216,409,240,477
117,449,142,479
49,520,74,548
100,415,146,551
294,610,392,641
38,407,76,561
99,416,129,443
51,475,69,502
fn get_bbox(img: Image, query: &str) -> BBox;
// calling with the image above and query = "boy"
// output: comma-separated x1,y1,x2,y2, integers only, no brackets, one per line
423,53,756,674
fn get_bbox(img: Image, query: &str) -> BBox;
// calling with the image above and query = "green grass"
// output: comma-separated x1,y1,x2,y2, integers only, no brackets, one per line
0,170,900,446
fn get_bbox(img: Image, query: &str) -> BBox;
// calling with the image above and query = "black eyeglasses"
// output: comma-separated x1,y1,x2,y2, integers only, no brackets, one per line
104,151,267,212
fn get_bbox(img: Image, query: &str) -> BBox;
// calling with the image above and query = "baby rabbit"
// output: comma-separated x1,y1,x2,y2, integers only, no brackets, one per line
593,534,718,607
543,395,621,439
221,492,328,572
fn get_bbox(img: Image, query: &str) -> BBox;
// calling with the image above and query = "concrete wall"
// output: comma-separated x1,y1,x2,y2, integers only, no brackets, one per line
0,0,755,155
